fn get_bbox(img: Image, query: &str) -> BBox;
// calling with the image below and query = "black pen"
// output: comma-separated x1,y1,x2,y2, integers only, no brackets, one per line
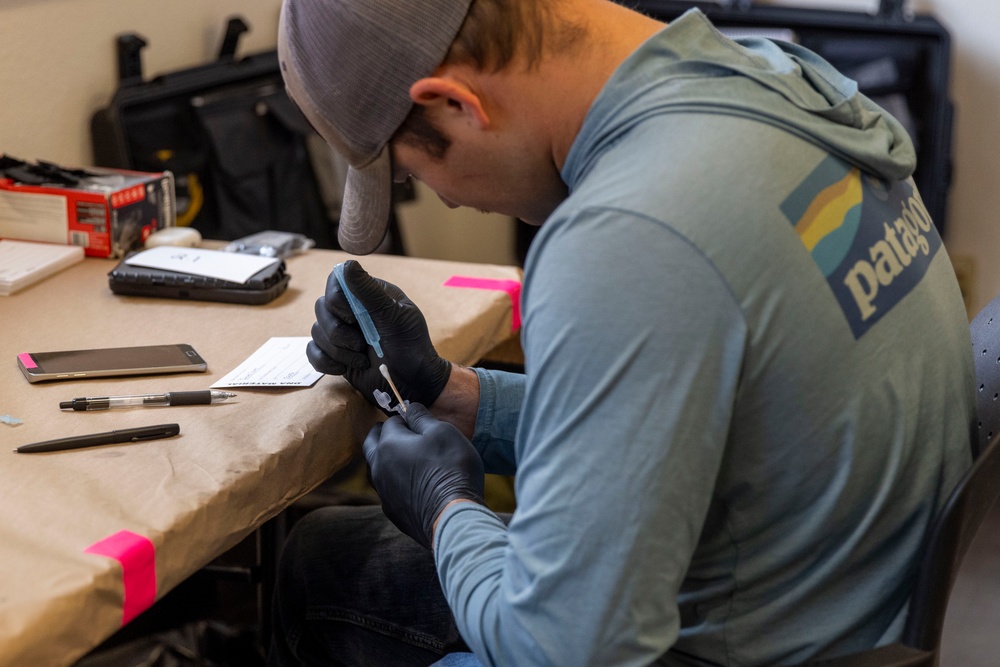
14,424,180,454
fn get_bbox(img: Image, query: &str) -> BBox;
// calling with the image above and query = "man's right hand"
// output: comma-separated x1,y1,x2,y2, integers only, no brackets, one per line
307,260,452,409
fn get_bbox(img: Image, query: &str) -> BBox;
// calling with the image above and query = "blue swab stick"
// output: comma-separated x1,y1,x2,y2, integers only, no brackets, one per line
334,262,384,358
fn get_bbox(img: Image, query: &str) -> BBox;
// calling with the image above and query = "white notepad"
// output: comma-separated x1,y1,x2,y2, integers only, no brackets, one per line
124,246,279,284
0,240,85,295
211,337,324,388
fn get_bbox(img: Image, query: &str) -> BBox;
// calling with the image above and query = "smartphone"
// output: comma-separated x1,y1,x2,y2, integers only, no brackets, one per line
17,343,208,383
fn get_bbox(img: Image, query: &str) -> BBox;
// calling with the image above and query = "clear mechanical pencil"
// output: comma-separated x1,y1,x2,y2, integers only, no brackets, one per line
60,390,236,411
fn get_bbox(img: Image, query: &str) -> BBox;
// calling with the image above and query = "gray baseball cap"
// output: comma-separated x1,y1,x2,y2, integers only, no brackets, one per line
278,0,474,255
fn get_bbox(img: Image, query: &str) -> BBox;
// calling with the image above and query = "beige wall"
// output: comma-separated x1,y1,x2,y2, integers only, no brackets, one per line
0,0,996,289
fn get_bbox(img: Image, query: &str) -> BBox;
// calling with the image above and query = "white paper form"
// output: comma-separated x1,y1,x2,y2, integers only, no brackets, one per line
211,337,324,388
125,246,279,284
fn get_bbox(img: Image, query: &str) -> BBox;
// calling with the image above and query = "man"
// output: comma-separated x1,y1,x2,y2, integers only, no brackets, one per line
271,0,976,664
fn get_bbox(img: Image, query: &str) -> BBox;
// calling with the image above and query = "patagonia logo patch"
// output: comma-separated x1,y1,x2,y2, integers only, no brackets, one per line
782,155,941,339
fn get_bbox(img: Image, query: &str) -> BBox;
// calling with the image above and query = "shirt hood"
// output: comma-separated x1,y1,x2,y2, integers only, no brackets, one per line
563,9,916,187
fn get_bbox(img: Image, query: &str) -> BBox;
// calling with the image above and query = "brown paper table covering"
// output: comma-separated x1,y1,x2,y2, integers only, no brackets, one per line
0,248,521,666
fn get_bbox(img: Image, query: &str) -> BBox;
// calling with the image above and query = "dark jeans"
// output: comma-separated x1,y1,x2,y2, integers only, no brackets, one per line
267,505,474,666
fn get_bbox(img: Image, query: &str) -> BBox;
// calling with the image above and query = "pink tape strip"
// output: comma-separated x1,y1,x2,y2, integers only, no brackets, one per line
84,530,157,625
444,276,522,331
17,353,36,369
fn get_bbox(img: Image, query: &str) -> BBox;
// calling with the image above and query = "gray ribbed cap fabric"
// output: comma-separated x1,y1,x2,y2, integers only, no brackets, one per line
278,0,474,254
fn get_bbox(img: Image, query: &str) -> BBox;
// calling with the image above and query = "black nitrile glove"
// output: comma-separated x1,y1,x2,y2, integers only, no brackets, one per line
363,403,485,549
307,260,452,410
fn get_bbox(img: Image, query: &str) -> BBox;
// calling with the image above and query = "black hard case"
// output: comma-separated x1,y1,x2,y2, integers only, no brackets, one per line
90,18,339,248
627,0,954,237
108,254,290,305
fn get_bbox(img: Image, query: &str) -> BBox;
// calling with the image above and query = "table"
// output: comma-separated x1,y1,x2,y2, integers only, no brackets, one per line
0,248,521,666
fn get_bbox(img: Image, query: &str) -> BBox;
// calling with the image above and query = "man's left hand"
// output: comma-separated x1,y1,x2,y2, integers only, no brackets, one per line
363,403,485,549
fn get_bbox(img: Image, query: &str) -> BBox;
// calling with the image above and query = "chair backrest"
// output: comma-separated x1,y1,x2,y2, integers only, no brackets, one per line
901,429,1000,652
803,430,1000,667
970,293,1000,456
899,294,1000,652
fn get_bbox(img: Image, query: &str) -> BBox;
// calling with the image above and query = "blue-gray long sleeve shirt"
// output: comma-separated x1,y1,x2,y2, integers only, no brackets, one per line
433,11,975,666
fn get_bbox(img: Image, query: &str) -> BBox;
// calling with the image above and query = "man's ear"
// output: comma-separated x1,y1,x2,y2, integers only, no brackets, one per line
409,77,490,129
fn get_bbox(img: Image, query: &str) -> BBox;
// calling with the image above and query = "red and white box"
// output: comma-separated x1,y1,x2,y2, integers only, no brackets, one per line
0,164,175,258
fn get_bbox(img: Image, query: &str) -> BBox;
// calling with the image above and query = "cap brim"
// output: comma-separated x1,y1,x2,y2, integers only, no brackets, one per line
339,148,392,255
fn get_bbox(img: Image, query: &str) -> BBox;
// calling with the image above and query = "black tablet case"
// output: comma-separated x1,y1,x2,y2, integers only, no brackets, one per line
108,255,290,305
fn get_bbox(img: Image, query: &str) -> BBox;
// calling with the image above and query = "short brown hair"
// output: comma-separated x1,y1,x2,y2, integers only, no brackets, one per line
393,0,583,158
445,0,582,72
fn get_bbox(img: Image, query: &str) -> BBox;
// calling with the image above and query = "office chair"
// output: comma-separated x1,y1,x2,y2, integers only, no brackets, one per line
971,293,1000,457
801,295,1000,666
800,433,1000,667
